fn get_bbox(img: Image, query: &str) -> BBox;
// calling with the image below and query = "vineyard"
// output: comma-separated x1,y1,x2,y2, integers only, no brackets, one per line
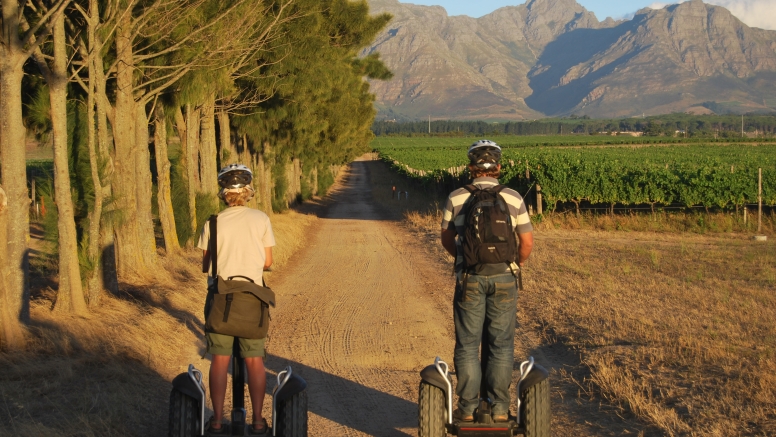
371,137,776,211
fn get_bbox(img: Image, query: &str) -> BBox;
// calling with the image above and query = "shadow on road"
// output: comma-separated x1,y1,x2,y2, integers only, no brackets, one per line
264,354,418,436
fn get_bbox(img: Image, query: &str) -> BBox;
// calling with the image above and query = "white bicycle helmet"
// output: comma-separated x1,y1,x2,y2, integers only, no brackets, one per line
217,163,253,189
468,140,502,169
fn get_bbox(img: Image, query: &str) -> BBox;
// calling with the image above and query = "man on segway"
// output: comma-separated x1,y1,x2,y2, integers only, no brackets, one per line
440,140,534,423
198,164,276,435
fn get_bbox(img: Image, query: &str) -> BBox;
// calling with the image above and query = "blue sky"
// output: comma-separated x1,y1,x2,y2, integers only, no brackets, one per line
404,0,775,30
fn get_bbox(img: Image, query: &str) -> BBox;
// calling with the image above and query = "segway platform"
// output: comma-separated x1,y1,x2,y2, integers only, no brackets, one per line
168,340,308,437
418,357,550,437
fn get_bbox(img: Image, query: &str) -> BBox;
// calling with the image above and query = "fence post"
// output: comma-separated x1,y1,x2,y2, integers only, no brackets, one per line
536,185,543,215
758,168,763,234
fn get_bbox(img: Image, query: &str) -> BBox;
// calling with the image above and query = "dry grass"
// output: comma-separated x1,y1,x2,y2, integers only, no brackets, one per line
0,209,317,437
529,230,776,435
364,158,776,435
534,209,775,235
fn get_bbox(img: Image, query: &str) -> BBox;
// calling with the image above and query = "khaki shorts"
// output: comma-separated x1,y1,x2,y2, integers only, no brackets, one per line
206,332,266,358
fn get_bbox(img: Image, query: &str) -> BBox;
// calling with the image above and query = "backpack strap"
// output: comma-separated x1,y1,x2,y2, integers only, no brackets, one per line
208,214,218,278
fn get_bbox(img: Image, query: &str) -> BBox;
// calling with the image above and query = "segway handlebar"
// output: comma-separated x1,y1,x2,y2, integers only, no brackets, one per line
434,357,454,425
187,364,206,436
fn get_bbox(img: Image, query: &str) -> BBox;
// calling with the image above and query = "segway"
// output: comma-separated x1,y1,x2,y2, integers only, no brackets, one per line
168,340,309,436
418,334,550,436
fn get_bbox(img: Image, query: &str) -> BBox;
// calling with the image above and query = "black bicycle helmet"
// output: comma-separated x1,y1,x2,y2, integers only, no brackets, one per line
217,163,253,189
468,139,502,169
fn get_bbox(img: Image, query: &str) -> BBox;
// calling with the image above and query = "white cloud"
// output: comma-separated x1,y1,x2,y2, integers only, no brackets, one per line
643,0,776,30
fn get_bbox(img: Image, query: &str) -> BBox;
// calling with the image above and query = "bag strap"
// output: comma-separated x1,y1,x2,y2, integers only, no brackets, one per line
209,214,218,278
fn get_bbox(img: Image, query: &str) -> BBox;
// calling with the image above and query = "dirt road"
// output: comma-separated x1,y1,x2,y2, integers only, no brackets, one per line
265,159,455,436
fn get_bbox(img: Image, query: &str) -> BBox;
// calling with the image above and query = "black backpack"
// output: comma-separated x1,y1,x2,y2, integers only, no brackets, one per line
460,185,516,269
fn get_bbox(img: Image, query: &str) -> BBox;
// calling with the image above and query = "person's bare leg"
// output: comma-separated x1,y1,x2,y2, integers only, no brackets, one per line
210,355,232,428
245,357,267,428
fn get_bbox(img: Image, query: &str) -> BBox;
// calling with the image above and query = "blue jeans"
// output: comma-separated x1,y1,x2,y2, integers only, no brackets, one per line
453,272,518,416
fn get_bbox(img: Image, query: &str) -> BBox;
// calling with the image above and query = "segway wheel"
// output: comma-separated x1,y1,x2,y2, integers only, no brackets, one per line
168,388,201,437
275,389,308,437
522,378,550,437
418,382,446,437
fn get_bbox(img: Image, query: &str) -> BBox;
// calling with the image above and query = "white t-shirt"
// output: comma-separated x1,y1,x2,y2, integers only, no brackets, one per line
197,206,276,284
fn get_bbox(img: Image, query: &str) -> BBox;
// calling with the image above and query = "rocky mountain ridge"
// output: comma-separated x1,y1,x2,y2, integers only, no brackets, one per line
363,0,776,120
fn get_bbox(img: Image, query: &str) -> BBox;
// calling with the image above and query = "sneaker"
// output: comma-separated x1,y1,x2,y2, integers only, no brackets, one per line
453,408,474,422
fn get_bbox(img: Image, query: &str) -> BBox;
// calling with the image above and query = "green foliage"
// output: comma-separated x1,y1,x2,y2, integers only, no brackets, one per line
195,192,221,240
317,165,335,195
25,85,52,144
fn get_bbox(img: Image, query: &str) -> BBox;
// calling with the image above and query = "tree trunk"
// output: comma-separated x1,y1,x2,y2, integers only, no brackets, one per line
199,95,218,194
0,55,30,327
93,28,119,296
185,104,200,238
0,185,25,350
85,0,106,306
50,14,86,313
311,166,319,197
217,108,237,164
293,157,302,201
174,107,194,247
112,17,144,276
257,142,273,214
154,106,180,255
240,133,249,164
134,102,157,265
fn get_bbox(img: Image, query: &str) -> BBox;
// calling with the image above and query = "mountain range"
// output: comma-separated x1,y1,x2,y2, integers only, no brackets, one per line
362,0,776,120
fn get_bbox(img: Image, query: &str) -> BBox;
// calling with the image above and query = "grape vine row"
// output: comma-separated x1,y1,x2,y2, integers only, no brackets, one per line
373,140,776,209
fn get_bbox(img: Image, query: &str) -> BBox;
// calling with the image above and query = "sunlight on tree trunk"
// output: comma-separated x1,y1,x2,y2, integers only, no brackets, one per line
185,104,201,237
0,185,25,350
48,14,86,313
174,106,194,247
0,9,31,326
218,108,236,164
84,0,106,306
256,142,273,214
199,95,219,194
154,105,180,255
134,103,158,267
112,16,143,276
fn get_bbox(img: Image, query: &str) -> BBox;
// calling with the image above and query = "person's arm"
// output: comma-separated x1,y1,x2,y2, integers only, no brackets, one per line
441,228,457,258
517,232,534,266
202,250,210,273
264,246,273,270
